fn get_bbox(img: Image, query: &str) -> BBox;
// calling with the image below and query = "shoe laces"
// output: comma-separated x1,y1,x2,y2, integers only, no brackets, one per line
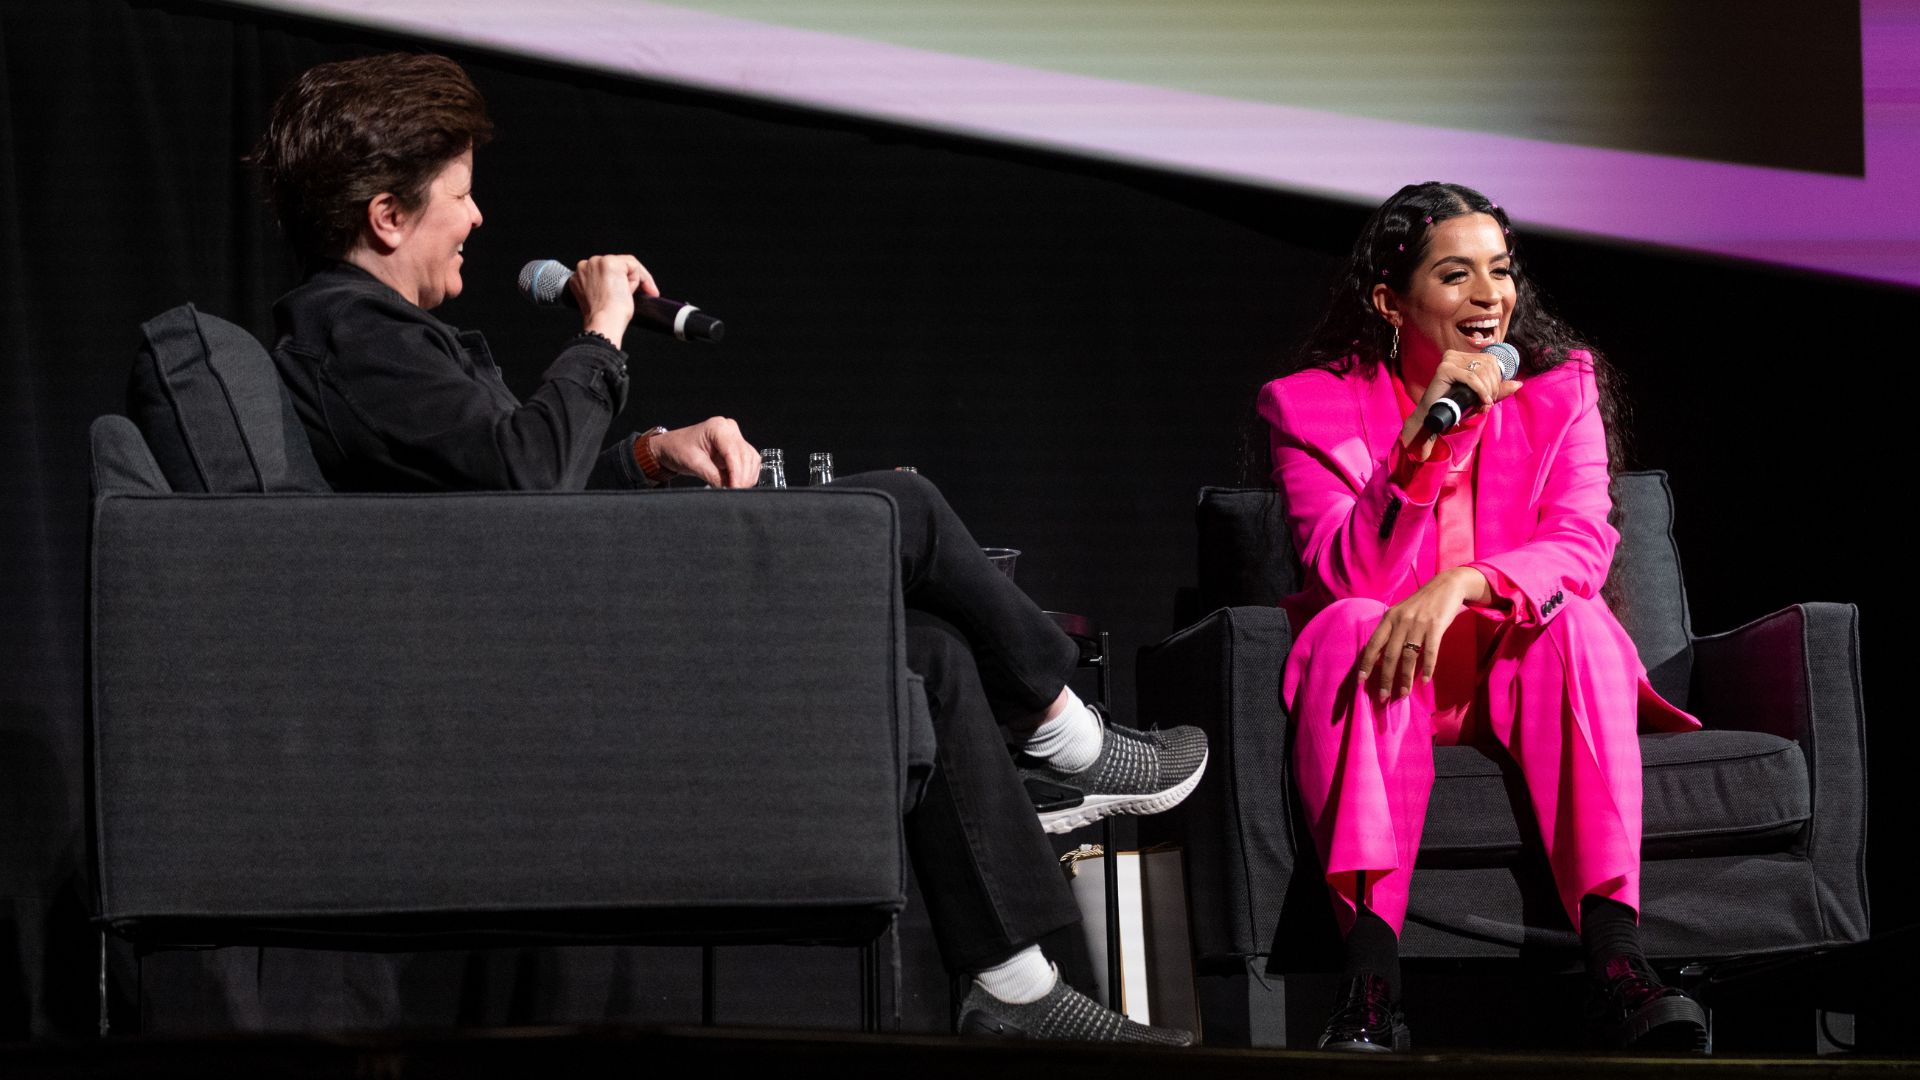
1599,955,1668,1009
1329,974,1396,1031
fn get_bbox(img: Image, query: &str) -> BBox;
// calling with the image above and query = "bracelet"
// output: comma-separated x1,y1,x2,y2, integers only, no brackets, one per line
572,329,624,354
632,425,671,485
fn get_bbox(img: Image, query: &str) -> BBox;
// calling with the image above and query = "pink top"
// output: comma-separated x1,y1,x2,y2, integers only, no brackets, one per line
1388,368,1503,743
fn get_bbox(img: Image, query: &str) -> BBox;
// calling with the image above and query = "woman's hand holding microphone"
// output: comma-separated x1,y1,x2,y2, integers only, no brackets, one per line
568,254,760,489
568,254,658,350
1399,349,1524,461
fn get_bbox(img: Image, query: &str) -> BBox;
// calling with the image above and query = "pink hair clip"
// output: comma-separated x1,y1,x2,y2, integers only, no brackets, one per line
1397,243,1405,251
1423,215,1433,224
1490,202,1499,209
1381,269,1389,276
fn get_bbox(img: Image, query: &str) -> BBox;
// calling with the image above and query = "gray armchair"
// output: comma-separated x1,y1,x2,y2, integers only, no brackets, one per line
88,305,927,1028
1137,474,1867,1045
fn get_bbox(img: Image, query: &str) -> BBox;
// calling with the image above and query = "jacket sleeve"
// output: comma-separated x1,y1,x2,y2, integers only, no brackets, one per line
1257,372,1480,604
321,297,632,491
1470,361,1616,627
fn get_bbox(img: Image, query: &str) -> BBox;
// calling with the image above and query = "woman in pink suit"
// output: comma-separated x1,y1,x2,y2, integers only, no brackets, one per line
1256,182,1707,1053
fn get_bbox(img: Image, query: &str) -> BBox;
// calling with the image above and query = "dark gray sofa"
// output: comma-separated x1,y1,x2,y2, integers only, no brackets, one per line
1137,474,1867,1044
88,306,925,1001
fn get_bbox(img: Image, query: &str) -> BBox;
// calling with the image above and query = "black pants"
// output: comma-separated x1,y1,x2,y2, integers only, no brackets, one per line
833,471,1083,973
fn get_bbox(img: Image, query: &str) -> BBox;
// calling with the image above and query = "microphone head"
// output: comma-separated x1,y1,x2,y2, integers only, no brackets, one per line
517,259,571,306
1482,341,1521,379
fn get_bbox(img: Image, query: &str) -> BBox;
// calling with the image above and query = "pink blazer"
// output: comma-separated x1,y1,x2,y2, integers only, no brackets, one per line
1256,356,1698,731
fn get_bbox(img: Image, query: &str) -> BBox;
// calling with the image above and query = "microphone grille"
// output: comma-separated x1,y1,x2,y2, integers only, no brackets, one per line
1483,341,1521,379
517,259,570,305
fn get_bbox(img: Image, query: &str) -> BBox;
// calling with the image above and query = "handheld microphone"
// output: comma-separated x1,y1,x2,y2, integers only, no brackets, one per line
1423,341,1519,435
517,259,725,343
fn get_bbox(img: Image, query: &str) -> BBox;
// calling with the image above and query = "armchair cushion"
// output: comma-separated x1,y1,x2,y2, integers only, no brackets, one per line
1421,731,1807,867
128,303,329,494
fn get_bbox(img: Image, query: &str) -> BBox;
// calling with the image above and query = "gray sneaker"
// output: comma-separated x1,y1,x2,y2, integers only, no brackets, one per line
957,968,1193,1045
1018,709,1208,835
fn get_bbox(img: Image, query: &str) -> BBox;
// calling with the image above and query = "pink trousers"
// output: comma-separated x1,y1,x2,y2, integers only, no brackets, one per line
1284,594,1646,937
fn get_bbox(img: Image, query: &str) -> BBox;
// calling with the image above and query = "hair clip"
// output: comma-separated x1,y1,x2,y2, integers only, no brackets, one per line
1423,215,1433,224
1381,269,1389,276
1490,202,1499,209
1397,243,1404,251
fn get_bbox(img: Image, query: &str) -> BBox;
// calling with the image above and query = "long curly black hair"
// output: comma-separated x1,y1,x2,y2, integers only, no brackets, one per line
1277,181,1630,474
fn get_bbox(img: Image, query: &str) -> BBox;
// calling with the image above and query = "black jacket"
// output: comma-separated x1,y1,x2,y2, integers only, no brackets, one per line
271,261,646,492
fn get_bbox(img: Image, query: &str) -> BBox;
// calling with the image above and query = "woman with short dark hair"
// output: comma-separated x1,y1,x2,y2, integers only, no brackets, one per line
252,52,721,492
256,53,494,271
1258,181,1707,1053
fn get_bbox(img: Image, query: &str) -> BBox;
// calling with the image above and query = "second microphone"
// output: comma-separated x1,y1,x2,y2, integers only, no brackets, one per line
1423,341,1519,435
517,259,726,344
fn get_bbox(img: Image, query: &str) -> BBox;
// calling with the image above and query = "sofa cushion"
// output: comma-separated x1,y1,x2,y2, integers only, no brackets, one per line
1417,730,1809,867
1194,486,1295,611
128,303,329,494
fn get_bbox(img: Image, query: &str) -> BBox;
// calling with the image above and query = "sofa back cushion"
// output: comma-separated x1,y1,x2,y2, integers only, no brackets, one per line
1605,471,1695,708
128,304,329,494
1194,470,1694,707
90,415,172,496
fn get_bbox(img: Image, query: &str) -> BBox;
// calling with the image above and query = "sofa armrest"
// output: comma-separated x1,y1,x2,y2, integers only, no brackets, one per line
1137,605,1296,963
89,488,911,945
1690,602,1869,943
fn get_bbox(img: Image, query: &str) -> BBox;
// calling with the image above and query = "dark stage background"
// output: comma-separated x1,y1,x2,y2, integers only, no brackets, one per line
0,0,1901,1042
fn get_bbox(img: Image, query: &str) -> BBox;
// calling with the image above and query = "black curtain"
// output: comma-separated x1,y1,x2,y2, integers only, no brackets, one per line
1,0,1903,1039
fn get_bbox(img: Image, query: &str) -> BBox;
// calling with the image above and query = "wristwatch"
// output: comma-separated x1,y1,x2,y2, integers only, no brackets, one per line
632,425,671,485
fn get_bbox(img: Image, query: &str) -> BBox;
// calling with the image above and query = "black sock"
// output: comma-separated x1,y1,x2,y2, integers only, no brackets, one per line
1580,894,1649,979
1343,898,1402,1001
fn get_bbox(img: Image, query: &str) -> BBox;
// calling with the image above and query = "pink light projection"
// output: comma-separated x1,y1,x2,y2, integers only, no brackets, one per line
236,0,1919,289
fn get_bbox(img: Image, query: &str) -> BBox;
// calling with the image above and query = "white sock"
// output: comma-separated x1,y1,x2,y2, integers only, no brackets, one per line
971,947,1056,1005
1022,688,1104,774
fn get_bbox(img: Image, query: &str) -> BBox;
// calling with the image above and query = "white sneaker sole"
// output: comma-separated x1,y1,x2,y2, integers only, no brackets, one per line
1035,749,1208,835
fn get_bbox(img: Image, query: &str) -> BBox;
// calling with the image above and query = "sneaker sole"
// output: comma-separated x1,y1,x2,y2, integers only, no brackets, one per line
1617,997,1710,1054
1036,749,1208,835
958,1010,1030,1038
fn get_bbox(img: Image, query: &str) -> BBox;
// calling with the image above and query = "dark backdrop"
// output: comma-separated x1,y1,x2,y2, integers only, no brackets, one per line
0,0,1901,1040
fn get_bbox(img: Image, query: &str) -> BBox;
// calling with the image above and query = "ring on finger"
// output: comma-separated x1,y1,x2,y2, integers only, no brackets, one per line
1402,642,1424,653
1467,360,1482,371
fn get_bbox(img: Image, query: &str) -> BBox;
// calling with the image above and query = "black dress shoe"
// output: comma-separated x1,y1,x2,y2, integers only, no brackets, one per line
1586,956,1709,1053
1317,973,1410,1053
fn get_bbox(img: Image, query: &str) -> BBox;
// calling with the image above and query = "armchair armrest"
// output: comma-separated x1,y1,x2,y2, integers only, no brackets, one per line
1689,602,1869,943
89,488,913,946
1137,605,1297,963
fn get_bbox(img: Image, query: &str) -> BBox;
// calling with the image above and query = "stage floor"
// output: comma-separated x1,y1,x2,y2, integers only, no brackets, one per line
3,1024,1915,1079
